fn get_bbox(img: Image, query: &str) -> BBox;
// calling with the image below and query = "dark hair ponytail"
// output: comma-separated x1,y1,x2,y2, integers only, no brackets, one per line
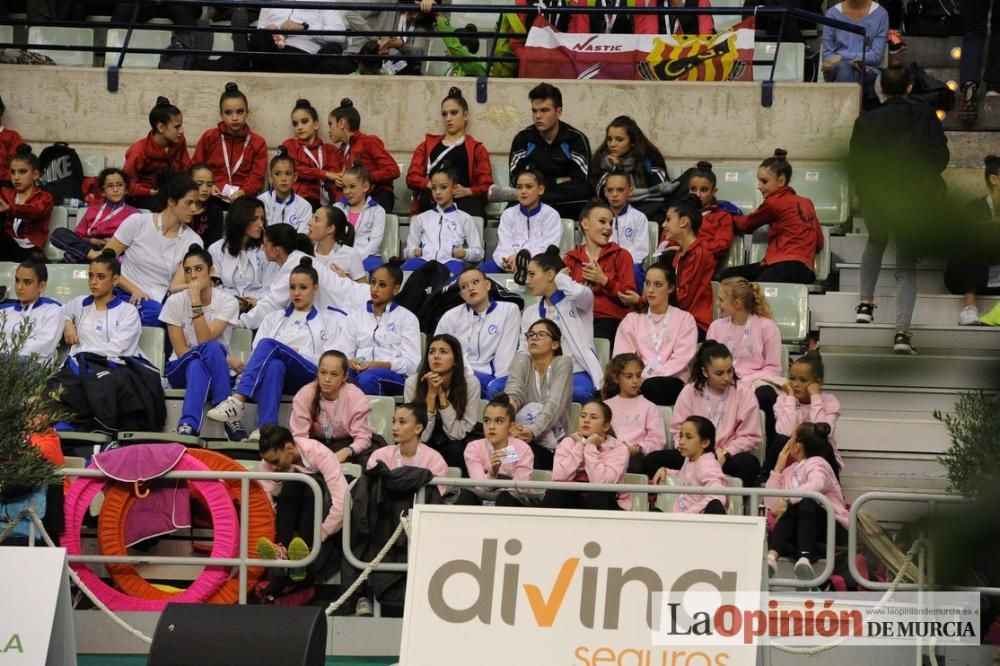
183,243,213,268
292,97,319,122
530,245,565,274
270,145,295,171
761,148,792,183
443,86,469,112
91,248,121,276
330,98,361,132
291,255,319,286
485,392,516,421
795,422,840,479
683,415,716,454
317,206,355,247
219,82,248,109
690,339,736,392
11,143,39,171
149,96,182,131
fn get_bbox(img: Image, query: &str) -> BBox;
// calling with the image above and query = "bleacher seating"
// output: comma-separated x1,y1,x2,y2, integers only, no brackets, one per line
753,42,805,82
27,26,94,66
76,150,107,179
106,28,172,69
713,165,760,213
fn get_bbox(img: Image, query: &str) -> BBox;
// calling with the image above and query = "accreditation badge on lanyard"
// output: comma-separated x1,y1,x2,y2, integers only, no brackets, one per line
221,131,252,193
705,389,728,427
643,309,671,378
727,319,753,360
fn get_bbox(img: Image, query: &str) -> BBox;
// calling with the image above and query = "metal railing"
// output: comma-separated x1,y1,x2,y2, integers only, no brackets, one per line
0,0,868,103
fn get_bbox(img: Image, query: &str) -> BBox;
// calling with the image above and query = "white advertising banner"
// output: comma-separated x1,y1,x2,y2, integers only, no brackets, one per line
400,506,766,666
0,547,76,665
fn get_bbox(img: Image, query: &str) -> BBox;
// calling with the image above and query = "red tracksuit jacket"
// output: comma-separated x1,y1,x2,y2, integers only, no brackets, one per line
1,187,55,250
329,131,400,199
192,122,268,197
281,137,335,202
405,133,494,215
734,186,823,269
0,127,24,183
563,242,636,321
660,204,736,261
123,131,193,198
672,237,715,332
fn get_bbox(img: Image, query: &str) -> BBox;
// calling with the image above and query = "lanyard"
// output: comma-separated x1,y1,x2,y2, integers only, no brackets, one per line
220,131,252,183
704,388,729,427
726,318,753,360
427,137,464,174
319,401,335,441
644,308,671,377
11,191,28,245
988,195,997,221
302,142,324,169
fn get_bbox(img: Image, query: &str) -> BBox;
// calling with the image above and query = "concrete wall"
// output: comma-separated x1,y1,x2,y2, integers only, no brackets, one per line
0,65,859,169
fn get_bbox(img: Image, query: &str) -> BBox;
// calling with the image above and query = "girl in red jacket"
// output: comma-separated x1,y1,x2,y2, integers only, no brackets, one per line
563,200,636,342
0,144,54,261
282,98,335,210
193,82,268,203
722,149,823,285
405,87,493,218
0,95,24,187
327,98,400,213
124,96,191,211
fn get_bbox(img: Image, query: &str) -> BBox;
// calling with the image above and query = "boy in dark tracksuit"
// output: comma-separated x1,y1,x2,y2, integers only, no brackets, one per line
509,82,594,221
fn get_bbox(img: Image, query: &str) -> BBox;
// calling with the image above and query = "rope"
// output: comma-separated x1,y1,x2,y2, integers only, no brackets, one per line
324,512,411,617
0,506,31,544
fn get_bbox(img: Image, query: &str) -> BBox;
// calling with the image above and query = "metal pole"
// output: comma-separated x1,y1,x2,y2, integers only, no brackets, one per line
238,476,250,605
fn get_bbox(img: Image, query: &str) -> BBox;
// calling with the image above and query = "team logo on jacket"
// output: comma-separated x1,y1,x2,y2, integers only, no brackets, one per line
388,322,397,332
488,325,499,335
624,227,634,238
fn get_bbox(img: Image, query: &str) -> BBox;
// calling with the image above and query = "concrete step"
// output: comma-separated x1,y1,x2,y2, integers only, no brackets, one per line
946,130,1000,165
836,262,948,294
825,384,964,414
897,35,961,69
836,412,949,455
810,291,1000,327
820,345,1000,389
817,322,1000,350
827,234,953,266
924,66,959,85
941,94,1000,131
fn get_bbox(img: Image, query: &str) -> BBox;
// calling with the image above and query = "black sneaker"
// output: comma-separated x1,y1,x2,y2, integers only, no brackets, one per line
855,302,876,323
893,331,916,355
513,248,532,286
224,419,250,442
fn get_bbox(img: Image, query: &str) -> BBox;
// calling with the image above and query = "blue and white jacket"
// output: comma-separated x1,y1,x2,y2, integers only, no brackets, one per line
404,204,483,263
493,202,563,266
435,300,521,378
258,190,314,233
63,294,142,360
611,203,651,265
208,239,269,300
254,305,350,366
341,300,420,376
334,197,385,259
0,296,64,362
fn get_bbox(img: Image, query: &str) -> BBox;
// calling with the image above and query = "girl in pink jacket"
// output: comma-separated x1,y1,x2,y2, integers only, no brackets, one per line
290,350,374,466
653,415,729,515
765,422,848,580
602,353,667,473
543,400,631,511
458,393,536,507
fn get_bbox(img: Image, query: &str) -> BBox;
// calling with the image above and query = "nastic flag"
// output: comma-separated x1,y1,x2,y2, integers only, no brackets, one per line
519,18,755,81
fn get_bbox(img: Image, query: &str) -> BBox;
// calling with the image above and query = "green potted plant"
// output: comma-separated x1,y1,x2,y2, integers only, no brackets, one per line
935,391,1000,499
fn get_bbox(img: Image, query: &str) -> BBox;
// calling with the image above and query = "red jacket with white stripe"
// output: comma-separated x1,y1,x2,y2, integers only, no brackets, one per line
123,132,192,198
734,186,823,269
1,187,54,249
192,123,268,197
405,133,493,215
329,131,400,199
281,137,335,202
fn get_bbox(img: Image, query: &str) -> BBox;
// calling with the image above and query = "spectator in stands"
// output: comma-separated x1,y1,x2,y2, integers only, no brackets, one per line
769,350,842,477
662,195,714,334
603,172,650,288
189,163,224,247
257,424,348,587
208,197,267,308
406,87,492,218
434,267,521,398
51,168,139,264
543,399,631,510
250,4,352,74
92,175,202,326
723,149,824,286
328,99,400,212
654,340,762,488
258,149,313,233
945,155,1000,325
667,161,736,263
0,96,23,188
849,62,949,354
193,83,268,202
161,245,243,440
1,256,62,363
504,319,573,470
520,247,603,402
376,7,435,75
61,251,141,365
403,168,484,277
458,393,535,506
509,83,593,221
367,401,449,491
208,257,348,440
404,334,481,470
613,262,698,406
481,169,561,275
124,97,190,212
707,277,783,451
563,200,636,341
282,99,335,210
290,350,374,464
0,144,53,262
108,2,201,69
333,166,386,273
238,223,312,329
765,422,848,580
353,39,387,75
341,261,421,396
821,0,889,107
957,0,1000,124
635,0,717,35
308,207,366,282
434,17,485,77
652,416,729,515
592,116,671,222
602,353,667,473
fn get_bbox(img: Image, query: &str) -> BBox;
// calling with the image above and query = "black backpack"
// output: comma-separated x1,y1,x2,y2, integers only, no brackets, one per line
418,275,525,334
394,261,454,329
38,142,84,204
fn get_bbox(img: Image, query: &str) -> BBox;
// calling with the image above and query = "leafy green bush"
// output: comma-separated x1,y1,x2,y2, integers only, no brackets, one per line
935,392,1000,499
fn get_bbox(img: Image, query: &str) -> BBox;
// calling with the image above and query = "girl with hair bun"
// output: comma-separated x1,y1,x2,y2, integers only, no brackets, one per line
1,256,63,362
62,249,142,361
281,98,335,210
327,98,400,211
0,144,54,262
458,393,536,507
682,160,735,261
50,168,140,264
238,222,315,330
208,256,350,440
765,421,848,580
124,96,191,210
405,86,493,218
193,83,268,202
258,148,313,232
591,115,671,221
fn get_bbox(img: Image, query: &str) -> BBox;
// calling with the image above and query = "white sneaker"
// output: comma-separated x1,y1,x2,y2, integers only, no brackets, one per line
355,597,374,617
248,428,261,442
794,556,814,581
207,396,244,423
958,305,980,326
767,553,778,578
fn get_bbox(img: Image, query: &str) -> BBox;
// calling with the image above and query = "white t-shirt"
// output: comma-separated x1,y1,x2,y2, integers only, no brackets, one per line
274,309,314,353
114,213,203,302
159,287,240,361
312,243,366,280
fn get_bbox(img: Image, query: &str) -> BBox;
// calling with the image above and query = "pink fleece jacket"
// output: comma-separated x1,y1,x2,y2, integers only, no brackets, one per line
606,394,667,455
552,436,631,510
290,382,374,455
367,443,449,495
259,436,348,541
464,437,534,486
706,314,783,386
774,392,844,469
764,456,849,528
671,453,729,514
613,307,699,382
671,383,761,456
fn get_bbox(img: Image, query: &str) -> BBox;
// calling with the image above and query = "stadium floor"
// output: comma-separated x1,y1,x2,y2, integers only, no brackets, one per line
79,657,396,665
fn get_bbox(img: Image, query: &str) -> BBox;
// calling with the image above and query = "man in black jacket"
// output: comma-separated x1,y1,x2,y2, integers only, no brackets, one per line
508,82,594,220
848,61,949,354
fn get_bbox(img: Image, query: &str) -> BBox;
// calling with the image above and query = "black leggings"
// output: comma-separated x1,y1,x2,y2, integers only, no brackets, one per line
721,260,815,285
704,498,726,515
455,488,526,507
763,434,788,476
644,448,761,488
530,443,555,471
274,477,341,580
640,376,686,406
594,317,622,342
541,487,621,511
768,498,847,559
755,385,778,447
944,259,1000,296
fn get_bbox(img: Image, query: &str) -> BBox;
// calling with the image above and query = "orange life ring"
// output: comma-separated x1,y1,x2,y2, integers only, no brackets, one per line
97,449,275,604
